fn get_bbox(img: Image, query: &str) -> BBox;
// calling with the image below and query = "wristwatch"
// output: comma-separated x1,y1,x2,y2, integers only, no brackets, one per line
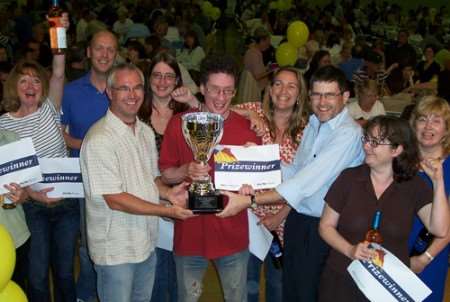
250,194,258,210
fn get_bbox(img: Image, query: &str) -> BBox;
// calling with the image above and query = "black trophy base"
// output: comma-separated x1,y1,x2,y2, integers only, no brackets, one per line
188,190,223,214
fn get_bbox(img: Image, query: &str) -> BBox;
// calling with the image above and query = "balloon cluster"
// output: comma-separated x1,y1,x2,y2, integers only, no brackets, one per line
201,1,221,21
269,0,293,11
0,225,27,302
275,21,309,66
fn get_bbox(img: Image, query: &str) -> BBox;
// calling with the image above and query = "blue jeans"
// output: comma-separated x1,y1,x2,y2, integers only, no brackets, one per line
23,199,80,302
175,249,249,302
76,198,97,302
94,251,157,302
247,253,282,302
150,248,177,302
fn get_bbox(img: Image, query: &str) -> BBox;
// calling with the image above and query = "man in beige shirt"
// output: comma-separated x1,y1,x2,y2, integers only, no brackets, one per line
80,63,193,302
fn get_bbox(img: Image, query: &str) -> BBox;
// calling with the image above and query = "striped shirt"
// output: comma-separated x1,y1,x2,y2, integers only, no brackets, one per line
0,99,67,158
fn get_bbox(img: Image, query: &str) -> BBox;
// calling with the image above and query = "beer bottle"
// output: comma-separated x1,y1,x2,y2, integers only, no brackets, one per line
365,210,383,244
48,0,66,54
269,231,283,269
410,228,433,256
1,195,16,210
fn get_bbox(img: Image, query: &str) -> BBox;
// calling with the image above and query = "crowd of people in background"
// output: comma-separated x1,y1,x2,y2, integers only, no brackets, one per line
0,0,450,302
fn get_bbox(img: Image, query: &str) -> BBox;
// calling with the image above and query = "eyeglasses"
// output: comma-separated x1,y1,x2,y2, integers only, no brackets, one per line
205,86,235,97
309,92,342,101
151,72,177,82
361,136,393,148
112,84,145,94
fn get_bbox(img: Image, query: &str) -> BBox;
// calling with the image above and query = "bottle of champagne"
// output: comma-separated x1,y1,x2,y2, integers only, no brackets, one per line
365,210,383,244
1,195,16,210
410,227,433,256
269,231,283,269
48,0,66,54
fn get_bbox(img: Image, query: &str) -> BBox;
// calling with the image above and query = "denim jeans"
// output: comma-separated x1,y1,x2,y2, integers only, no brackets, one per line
150,248,177,302
247,253,282,302
94,251,156,302
23,199,80,302
76,198,97,302
175,249,249,302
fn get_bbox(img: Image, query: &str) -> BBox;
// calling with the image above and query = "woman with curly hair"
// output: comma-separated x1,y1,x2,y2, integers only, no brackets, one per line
318,115,449,302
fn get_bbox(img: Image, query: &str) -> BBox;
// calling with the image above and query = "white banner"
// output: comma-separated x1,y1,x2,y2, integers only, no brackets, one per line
214,144,281,191
0,137,42,194
347,243,431,302
31,158,84,198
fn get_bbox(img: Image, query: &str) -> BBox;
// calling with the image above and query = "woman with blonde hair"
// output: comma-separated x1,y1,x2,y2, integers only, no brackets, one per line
408,95,450,302
0,14,79,302
234,66,308,302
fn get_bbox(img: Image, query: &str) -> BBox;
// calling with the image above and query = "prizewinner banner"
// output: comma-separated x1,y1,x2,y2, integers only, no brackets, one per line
31,158,84,198
0,137,42,194
214,144,281,191
347,243,431,302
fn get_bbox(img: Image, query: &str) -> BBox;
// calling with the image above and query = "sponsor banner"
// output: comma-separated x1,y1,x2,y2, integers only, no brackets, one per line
31,158,84,198
0,138,42,194
214,144,281,190
347,243,431,302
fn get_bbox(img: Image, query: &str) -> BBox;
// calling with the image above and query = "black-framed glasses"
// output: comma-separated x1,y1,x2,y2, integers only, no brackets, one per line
361,136,393,148
112,84,145,94
309,91,342,101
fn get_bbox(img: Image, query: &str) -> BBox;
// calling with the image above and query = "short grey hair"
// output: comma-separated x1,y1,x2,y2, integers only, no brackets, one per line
106,63,145,89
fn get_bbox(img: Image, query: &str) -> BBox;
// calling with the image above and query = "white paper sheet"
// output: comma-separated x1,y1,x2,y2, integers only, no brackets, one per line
0,137,42,194
214,144,281,191
347,243,431,302
31,158,84,198
248,209,273,261
156,217,174,251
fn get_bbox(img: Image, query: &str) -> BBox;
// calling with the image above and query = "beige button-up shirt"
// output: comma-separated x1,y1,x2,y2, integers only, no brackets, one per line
80,110,160,265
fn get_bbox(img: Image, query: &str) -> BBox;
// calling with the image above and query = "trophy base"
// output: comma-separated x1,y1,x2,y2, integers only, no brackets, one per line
188,190,223,214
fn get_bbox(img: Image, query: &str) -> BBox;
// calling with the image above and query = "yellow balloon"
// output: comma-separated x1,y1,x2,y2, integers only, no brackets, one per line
0,225,15,292
0,281,28,302
211,7,221,21
276,42,297,66
201,1,213,14
287,21,309,48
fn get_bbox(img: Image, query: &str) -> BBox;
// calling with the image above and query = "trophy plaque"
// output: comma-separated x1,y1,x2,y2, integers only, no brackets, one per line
182,112,224,213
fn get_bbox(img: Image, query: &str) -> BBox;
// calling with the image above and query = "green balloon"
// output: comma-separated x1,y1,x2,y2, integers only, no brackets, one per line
0,225,15,292
0,281,27,302
276,42,297,66
287,21,309,48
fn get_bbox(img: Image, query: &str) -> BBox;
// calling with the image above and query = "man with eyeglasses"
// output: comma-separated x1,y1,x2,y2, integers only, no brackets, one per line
219,65,365,301
158,55,261,302
60,30,118,302
80,63,194,302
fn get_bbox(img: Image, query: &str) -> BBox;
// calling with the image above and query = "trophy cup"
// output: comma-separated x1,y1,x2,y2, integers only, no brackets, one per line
182,112,224,213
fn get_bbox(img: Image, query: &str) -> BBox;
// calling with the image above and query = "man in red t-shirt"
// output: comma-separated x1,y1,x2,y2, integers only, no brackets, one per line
159,55,260,302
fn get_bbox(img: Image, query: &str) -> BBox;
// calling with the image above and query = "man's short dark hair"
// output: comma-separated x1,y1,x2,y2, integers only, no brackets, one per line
310,65,348,92
199,55,239,86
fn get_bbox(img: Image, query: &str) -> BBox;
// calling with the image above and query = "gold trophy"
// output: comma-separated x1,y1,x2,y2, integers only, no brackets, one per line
182,112,224,213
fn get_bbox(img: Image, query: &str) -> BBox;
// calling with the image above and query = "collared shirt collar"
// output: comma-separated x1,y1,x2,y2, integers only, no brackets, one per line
309,107,351,131
104,109,143,136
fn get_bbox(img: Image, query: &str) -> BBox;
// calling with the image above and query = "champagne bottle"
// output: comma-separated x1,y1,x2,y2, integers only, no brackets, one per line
410,227,433,257
365,210,383,244
269,231,283,269
48,0,66,54
1,195,16,210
